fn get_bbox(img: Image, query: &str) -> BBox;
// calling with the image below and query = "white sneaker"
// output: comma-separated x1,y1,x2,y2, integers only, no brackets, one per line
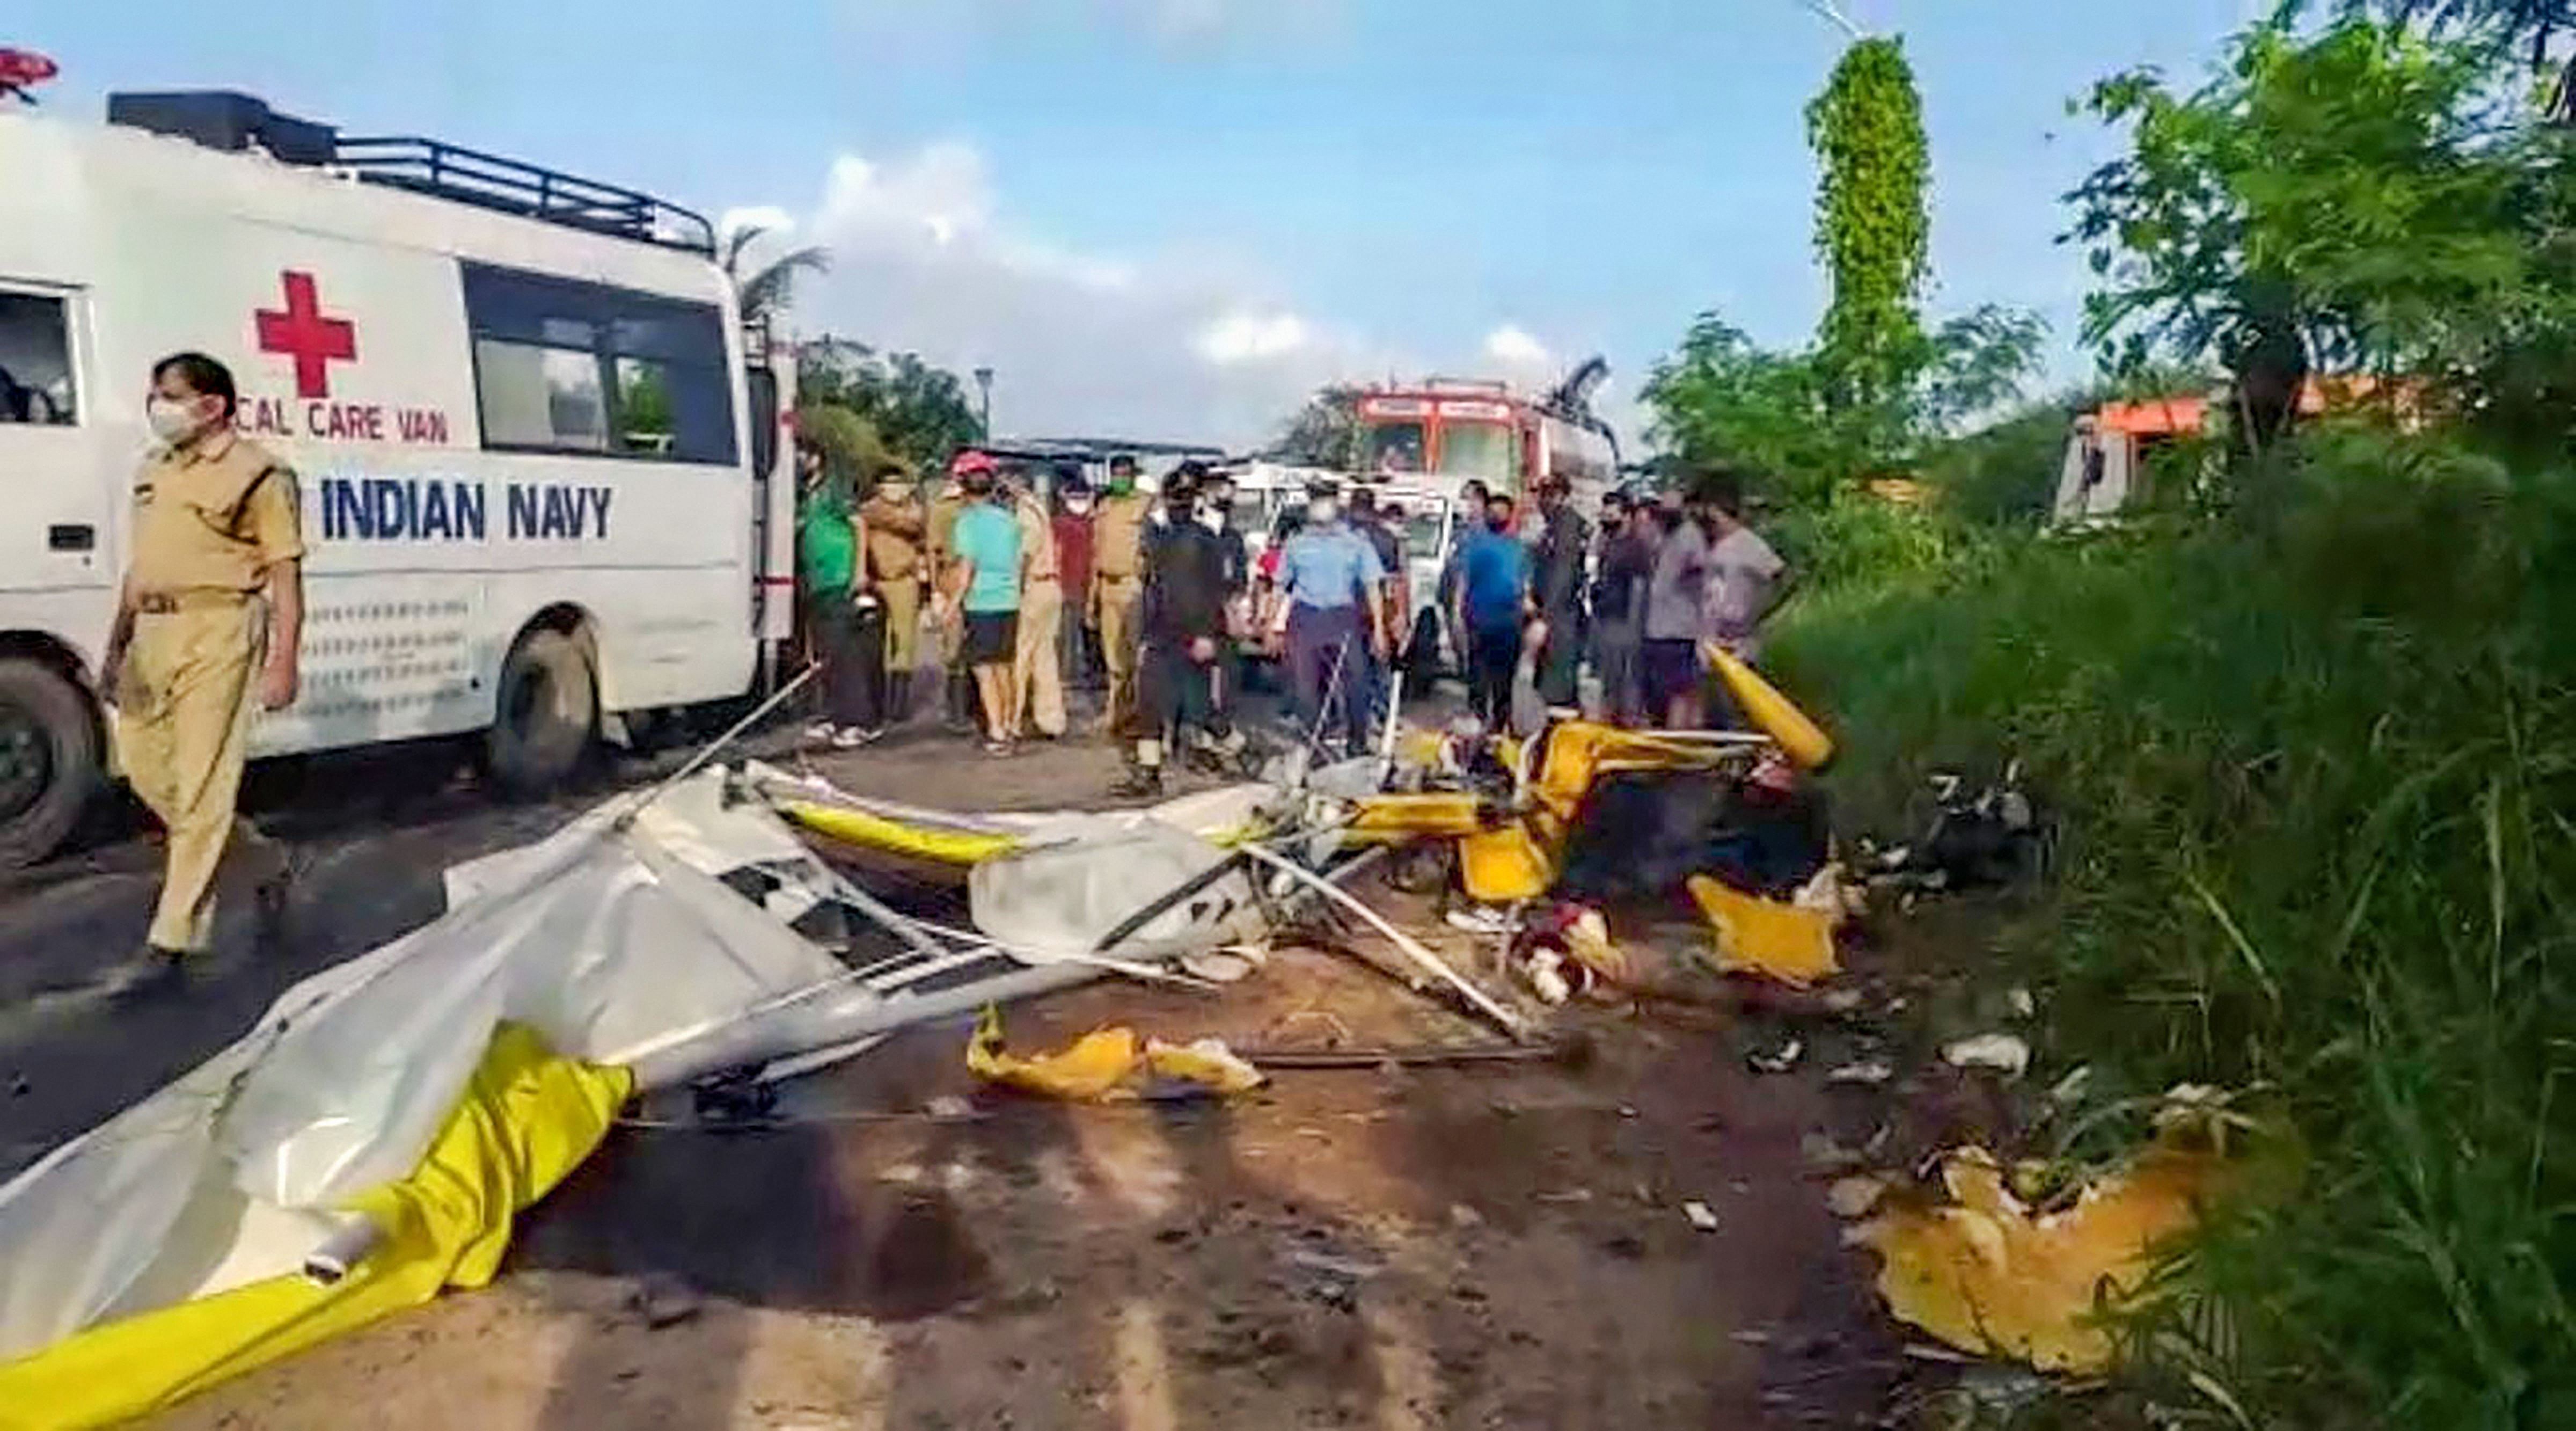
830,727,869,749
803,721,836,741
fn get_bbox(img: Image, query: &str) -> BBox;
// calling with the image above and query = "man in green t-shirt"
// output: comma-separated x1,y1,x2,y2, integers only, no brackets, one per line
943,450,1024,755
797,438,885,745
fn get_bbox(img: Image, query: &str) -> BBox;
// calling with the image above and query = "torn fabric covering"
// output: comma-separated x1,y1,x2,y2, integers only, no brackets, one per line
966,1009,1263,1102
0,768,1090,1377
1855,1137,2228,1372
969,816,1267,959
0,1025,626,1431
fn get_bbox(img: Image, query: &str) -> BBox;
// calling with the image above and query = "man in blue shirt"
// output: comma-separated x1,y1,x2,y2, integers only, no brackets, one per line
1453,491,1533,731
1271,482,1388,754
945,452,1024,755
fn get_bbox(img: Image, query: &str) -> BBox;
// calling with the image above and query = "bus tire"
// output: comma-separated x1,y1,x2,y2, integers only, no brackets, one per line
485,629,597,797
0,656,101,870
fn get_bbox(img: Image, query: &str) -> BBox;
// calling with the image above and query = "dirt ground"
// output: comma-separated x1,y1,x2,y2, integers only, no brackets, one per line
5,693,1950,1429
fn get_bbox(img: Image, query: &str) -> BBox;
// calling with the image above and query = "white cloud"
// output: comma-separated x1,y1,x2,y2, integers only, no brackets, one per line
747,141,1649,454
1483,324,1552,370
759,140,1392,447
1197,310,1312,365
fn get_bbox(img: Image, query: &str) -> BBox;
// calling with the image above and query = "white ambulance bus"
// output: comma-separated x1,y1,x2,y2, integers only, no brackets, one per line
0,92,798,867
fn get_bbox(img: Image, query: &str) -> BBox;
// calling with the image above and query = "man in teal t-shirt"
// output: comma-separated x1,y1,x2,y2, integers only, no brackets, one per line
945,451,1024,753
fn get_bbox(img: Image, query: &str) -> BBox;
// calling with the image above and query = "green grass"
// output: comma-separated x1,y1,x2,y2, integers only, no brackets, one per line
1769,429,2576,1428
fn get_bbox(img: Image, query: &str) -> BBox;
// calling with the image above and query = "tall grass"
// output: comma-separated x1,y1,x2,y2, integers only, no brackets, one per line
1772,429,2576,1427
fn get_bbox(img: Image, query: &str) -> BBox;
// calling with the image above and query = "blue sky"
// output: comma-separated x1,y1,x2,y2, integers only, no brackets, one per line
18,0,2253,446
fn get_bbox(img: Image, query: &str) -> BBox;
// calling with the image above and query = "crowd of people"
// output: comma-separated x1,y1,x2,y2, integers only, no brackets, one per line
793,439,1795,797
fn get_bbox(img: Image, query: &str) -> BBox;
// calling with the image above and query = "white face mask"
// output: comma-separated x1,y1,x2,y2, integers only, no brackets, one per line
147,396,205,444
1308,500,1339,525
1066,497,1093,515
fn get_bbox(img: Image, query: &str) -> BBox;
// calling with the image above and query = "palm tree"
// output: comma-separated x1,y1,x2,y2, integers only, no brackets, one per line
722,223,831,325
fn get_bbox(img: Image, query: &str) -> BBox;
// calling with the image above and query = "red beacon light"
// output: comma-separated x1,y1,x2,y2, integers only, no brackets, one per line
0,47,60,104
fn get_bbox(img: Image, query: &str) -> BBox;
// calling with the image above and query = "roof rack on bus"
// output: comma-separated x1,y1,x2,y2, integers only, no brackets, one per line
332,135,716,255
102,92,718,257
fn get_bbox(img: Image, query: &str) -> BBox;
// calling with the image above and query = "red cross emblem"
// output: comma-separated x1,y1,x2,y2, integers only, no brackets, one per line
255,271,357,400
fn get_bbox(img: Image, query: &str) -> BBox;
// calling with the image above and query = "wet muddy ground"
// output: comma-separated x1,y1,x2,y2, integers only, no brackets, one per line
1,689,1941,1429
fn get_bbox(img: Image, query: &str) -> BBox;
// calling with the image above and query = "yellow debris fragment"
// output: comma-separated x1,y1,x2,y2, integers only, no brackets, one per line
1687,875,1841,988
965,1007,1264,1103
1853,1137,2227,1372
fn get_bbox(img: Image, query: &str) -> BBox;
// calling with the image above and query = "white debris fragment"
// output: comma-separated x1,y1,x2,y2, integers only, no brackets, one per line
1824,1061,1894,1087
1682,1200,1721,1232
1825,1176,1889,1218
1943,1033,2032,1079
1747,1038,1805,1075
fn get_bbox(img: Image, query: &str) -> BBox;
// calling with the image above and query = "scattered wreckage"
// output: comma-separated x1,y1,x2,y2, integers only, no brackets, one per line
0,648,2230,1427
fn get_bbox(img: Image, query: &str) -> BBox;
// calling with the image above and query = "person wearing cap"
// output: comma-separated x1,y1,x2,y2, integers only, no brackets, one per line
1052,474,1098,691
1114,467,1243,797
860,458,928,722
1529,475,1592,712
1088,454,1153,739
1007,465,1068,739
944,451,1024,755
1271,480,1388,754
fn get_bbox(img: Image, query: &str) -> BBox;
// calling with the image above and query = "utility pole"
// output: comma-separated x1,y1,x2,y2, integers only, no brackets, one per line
972,367,994,441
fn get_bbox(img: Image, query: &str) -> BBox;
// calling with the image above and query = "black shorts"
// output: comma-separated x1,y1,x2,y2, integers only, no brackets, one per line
962,611,1019,666
1642,638,1701,712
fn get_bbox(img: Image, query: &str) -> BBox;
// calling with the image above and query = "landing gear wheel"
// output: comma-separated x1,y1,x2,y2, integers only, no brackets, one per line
484,629,597,797
0,657,101,870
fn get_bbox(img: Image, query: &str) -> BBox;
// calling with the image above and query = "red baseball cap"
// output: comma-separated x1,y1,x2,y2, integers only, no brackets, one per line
949,449,999,478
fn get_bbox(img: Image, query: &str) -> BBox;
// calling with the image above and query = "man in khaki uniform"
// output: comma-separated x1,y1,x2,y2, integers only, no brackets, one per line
100,353,302,995
1007,471,1067,738
1089,454,1152,738
859,463,927,720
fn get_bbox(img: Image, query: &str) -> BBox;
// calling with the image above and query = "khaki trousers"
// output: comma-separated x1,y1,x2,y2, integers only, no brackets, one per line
880,577,923,676
1096,573,1144,735
115,597,282,953
1015,577,1067,737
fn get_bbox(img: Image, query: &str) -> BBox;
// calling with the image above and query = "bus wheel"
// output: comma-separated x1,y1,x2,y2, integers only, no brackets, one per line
485,629,597,796
0,657,101,869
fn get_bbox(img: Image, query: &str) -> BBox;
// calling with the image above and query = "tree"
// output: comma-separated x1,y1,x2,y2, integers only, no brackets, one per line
723,224,831,326
797,337,983,477
1643,308,2045,505
1268,385,1363,468
1807,36,1933,414
2068,17,2537,450
795,401,893,491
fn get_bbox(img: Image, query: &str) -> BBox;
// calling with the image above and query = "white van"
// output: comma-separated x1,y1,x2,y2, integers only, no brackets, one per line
0,93,797,866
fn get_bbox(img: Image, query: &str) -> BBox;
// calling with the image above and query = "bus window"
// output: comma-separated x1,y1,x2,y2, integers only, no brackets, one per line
1365,421,1425,474
0,291,76,426
475,340,608,451
463,262,738,463
1435,421,1517,484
